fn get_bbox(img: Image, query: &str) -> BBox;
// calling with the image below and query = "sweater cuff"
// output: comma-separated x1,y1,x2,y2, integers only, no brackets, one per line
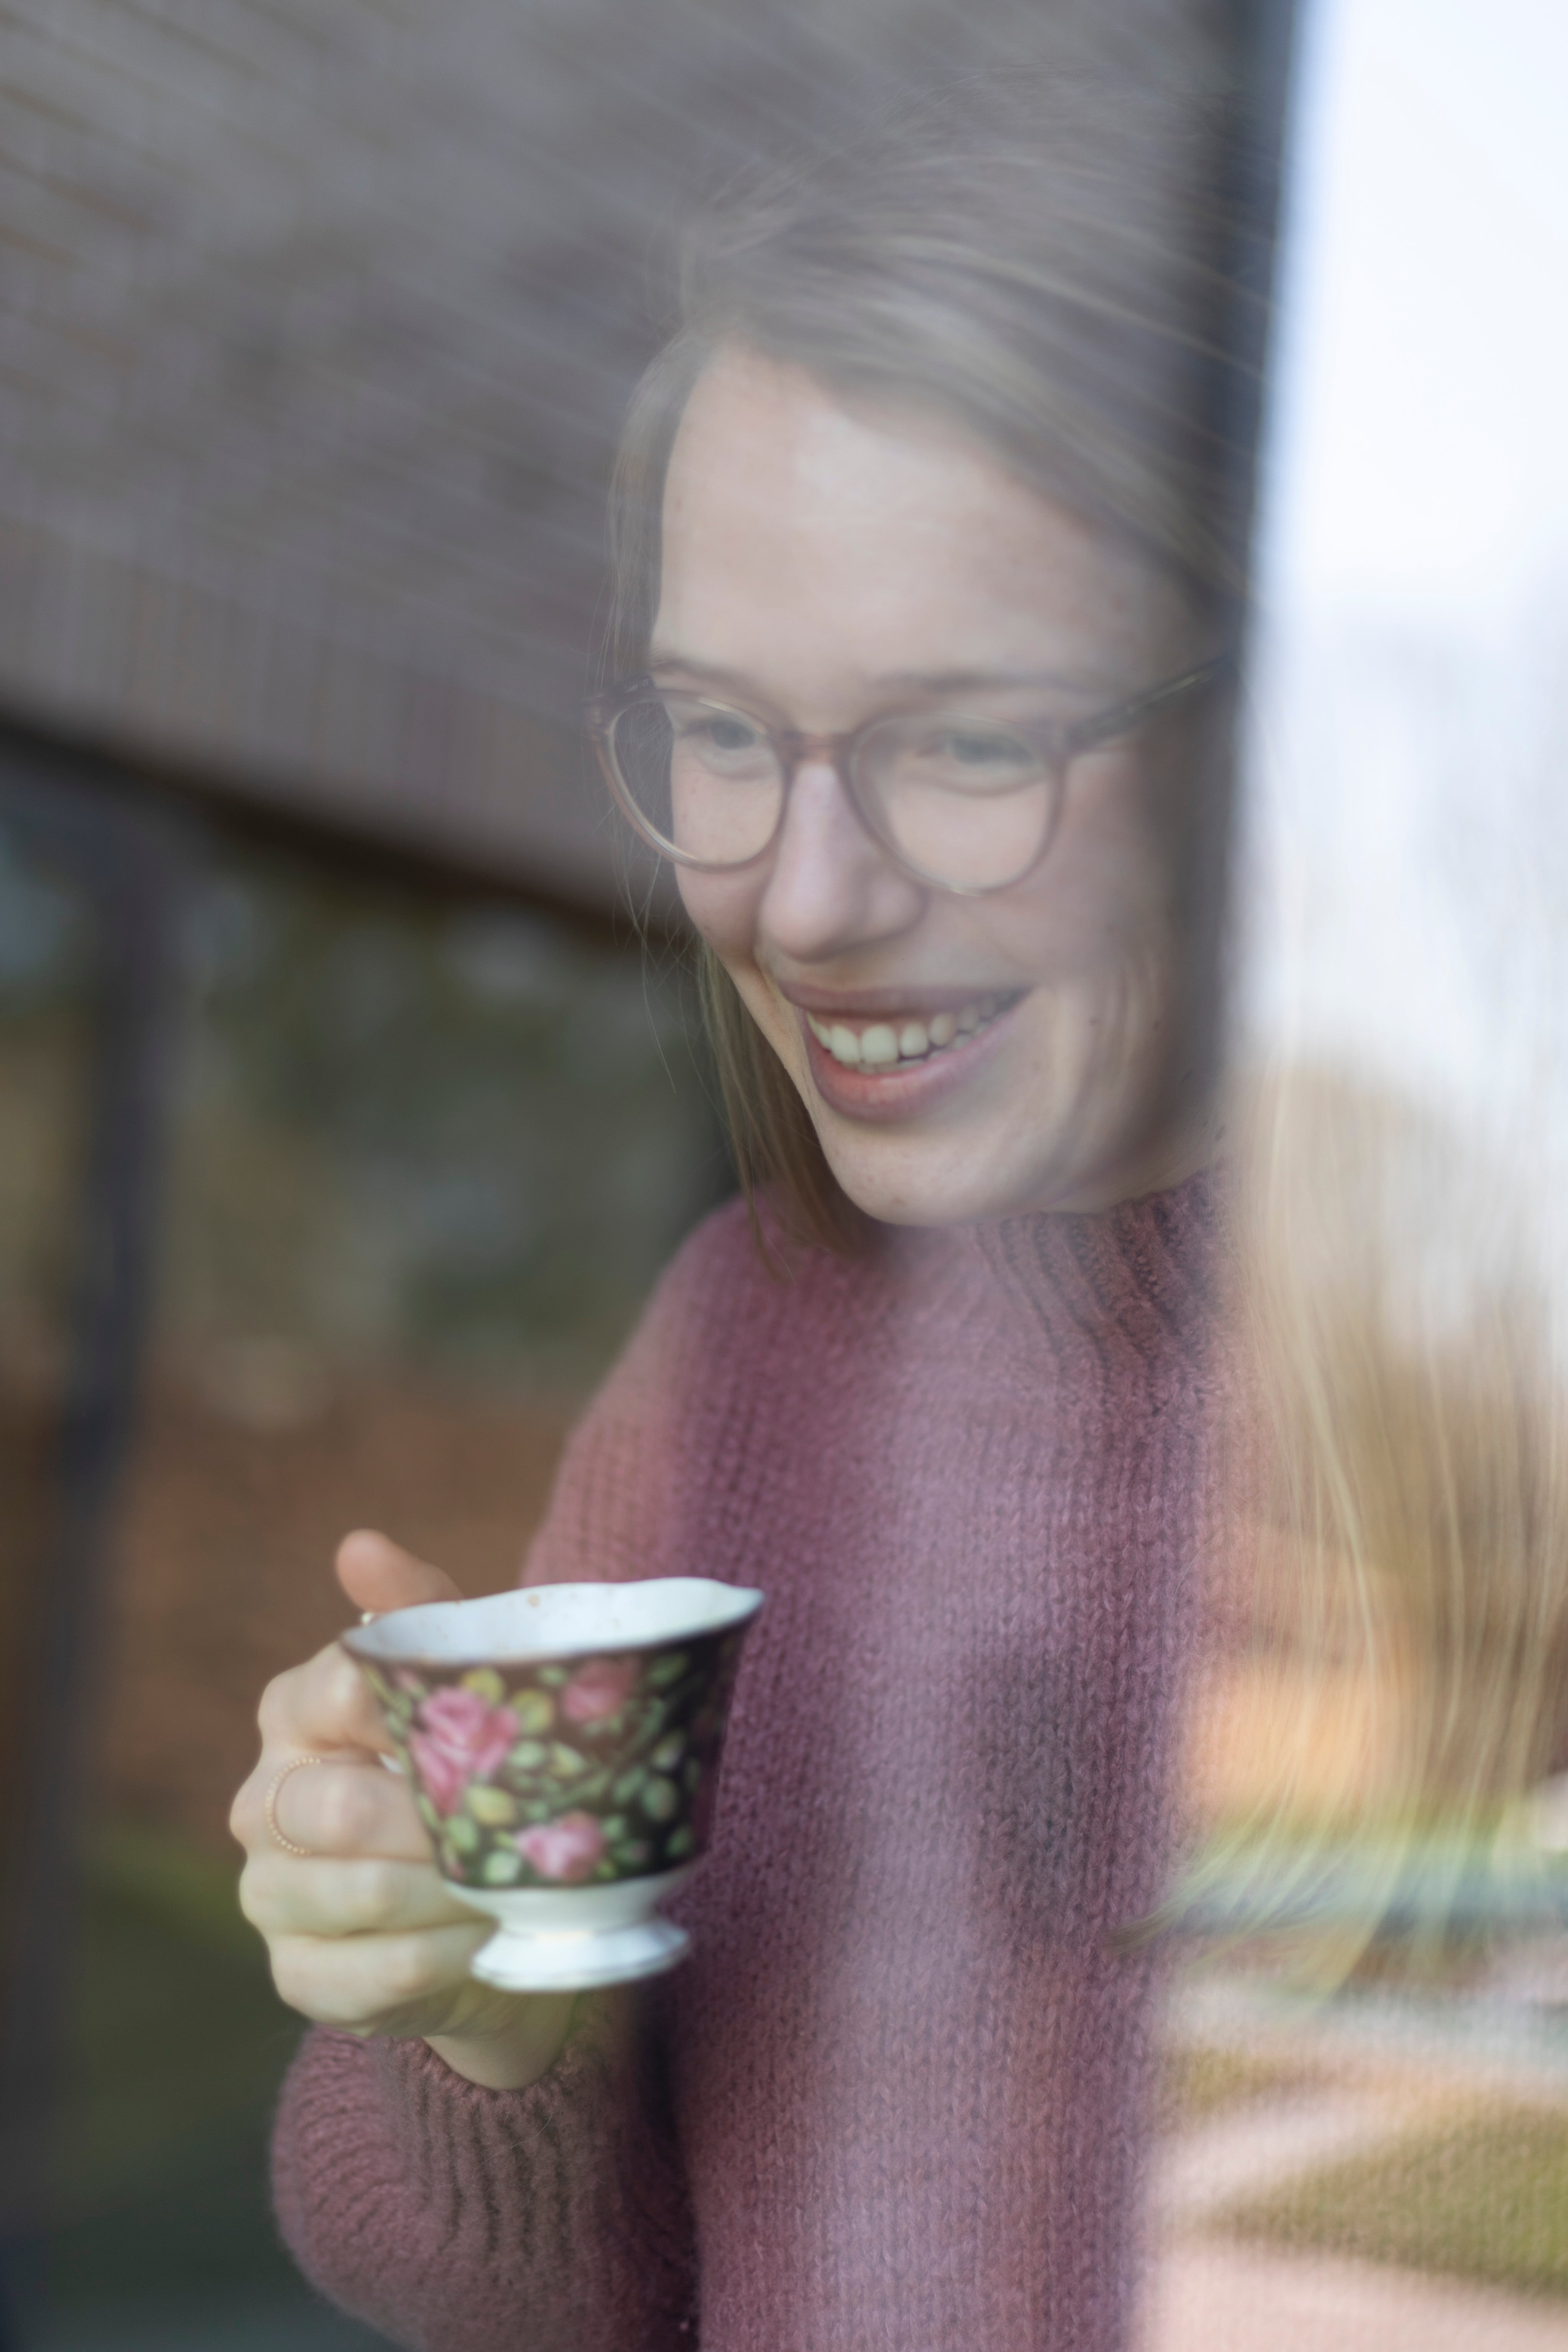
274,1997,696,2352
369,2009,610,2192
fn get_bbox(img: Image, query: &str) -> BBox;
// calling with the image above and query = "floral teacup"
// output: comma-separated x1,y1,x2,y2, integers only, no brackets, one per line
342,1578,763,1989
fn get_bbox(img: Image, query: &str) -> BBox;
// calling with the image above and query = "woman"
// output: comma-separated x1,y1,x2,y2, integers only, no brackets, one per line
233,78,1255,2351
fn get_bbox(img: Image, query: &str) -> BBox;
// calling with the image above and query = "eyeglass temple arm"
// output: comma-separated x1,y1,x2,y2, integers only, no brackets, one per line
583,674,657,727
1063,652,1237,757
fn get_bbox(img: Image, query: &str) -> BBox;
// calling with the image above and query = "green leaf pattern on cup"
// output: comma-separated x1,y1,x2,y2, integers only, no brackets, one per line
360,1628,744,1889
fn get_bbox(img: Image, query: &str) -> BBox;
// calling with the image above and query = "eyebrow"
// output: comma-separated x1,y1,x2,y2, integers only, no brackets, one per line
874,665,1097,694
644,650,759,689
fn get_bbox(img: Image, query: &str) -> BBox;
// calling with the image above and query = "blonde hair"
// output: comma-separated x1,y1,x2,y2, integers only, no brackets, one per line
603,85,1565,1969
606,73,1263,1254
601,83,1568,1966
1190,1069,1568,1979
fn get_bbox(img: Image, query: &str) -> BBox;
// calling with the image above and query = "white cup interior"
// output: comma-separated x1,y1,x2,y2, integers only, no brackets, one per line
345,1576,763,1668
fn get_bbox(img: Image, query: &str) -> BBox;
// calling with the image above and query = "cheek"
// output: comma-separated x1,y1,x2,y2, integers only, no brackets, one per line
1023,764,1178,970
675,868,762,967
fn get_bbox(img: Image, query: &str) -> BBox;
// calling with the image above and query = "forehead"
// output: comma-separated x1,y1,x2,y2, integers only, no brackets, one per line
654,347,1183,694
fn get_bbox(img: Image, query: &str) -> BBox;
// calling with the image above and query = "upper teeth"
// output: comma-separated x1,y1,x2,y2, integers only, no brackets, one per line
806,997,1004,1069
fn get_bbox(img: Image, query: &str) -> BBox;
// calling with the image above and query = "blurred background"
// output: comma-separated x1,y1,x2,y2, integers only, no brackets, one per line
0,773,722,2349
4,0,1568,2347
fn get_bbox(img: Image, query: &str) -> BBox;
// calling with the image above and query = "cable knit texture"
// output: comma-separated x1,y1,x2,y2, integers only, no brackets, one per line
273,1174,1220,2351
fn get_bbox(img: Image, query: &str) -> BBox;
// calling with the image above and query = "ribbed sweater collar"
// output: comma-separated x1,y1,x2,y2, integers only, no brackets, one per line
985,1163,1219,1344
874,1165,1221,1384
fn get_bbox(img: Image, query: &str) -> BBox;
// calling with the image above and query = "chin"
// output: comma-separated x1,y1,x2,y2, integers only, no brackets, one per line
810,1092,1194,1227
811,1128,1075,1230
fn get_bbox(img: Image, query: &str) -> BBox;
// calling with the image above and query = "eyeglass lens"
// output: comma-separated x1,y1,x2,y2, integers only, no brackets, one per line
609,693,1062,890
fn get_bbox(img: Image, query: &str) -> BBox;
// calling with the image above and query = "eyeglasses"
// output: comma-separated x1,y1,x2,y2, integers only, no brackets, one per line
586,653,1233,896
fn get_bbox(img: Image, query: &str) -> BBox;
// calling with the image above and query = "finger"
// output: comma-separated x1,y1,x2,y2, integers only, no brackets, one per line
257,1640,397,1762
236,1752,433,1864
336,1529,463,1618
241,1852,474,1940
269,1922,491,2033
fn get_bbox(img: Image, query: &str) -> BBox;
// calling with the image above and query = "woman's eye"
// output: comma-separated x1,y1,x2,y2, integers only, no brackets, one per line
914,725,1038,778
677,716,762,755
943,731,1021,765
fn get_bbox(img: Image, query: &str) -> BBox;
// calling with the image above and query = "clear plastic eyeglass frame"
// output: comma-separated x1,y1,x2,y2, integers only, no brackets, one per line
585,652,1234,896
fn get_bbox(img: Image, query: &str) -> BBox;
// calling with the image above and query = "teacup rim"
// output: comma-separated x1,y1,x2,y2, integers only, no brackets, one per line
340,1574,764,1671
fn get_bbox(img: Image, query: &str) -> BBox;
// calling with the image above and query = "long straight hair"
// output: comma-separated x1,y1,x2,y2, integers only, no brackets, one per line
599,77,1567,1969
604,73,1262,1256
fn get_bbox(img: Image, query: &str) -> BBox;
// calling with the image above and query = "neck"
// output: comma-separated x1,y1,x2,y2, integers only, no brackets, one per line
1014,1082,1223,1218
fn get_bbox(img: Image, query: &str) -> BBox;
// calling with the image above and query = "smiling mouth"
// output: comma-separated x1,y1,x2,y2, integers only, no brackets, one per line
801,993,1021,1071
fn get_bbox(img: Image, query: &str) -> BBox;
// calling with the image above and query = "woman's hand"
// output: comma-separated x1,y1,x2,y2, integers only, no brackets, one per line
231,1530,575,2091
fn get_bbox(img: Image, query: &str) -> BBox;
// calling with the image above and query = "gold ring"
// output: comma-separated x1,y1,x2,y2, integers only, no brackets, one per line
264,1753,325,1858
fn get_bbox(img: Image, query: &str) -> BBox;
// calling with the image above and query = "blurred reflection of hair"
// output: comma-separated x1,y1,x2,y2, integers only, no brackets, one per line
1195,1068,1568,1979
608,77,1564,1969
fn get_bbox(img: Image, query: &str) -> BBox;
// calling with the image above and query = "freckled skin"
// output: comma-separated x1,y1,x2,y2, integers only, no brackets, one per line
656,349,1221,1226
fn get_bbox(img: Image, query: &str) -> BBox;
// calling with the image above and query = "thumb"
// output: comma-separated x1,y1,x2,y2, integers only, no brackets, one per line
336,1527,464,1617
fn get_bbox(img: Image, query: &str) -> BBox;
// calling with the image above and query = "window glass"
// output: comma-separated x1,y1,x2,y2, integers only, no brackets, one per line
1154,0,1568,2336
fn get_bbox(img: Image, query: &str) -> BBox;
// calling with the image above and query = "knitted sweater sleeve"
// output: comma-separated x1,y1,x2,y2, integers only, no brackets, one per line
273,2002,695,2352
269,1206,752,2350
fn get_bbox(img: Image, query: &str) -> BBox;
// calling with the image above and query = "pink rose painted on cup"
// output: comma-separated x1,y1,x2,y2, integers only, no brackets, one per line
408,1685,517,1816
560,1656,638,1727
517,1810,606,1884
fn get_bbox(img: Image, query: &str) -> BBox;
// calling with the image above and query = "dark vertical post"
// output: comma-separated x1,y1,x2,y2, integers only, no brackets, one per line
0,743,188,2338
1171,0,1306,1101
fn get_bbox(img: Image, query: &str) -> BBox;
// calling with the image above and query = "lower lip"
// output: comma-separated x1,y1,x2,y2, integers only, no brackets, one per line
800,1000,1025,1124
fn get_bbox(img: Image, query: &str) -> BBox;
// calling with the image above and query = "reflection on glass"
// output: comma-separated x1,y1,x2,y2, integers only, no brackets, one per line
7,0,1566,2342
1157,0,1568,2335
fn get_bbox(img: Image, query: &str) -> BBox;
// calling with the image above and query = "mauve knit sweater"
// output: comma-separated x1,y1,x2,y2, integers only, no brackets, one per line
273,1173,1219,2352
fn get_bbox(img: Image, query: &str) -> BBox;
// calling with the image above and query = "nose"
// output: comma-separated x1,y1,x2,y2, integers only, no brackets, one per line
755,758,927,962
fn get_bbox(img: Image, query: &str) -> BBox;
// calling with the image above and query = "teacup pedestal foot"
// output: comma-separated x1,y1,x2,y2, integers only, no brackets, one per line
455,1864,697,1992
471,1915,690,1992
